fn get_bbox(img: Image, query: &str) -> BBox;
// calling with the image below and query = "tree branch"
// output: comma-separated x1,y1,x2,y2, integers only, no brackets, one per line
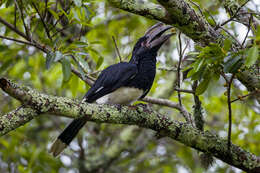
0,78,260,172
106,0,222,45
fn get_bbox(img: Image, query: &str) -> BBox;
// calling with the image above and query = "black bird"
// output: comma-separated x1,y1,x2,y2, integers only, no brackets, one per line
50,23,174,156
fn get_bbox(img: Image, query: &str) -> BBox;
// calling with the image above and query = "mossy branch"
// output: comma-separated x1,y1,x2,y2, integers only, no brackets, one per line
0,77,260,172
106,0,221,45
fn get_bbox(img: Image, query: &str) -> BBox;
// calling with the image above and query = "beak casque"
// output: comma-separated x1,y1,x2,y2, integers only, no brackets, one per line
144,22,175,48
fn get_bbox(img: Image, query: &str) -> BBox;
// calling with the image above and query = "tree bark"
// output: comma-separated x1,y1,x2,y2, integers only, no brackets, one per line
0,78,259,172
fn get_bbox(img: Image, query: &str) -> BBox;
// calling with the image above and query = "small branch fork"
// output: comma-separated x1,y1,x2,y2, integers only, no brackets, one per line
218,0,251,27
31,2,52,41
175,32,192,123
112,36,122,62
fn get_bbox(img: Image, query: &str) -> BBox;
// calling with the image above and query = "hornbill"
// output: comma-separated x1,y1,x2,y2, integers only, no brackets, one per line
50,23,175,157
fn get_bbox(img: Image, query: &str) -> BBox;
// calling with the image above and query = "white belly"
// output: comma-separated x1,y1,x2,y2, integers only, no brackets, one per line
96,87,144,105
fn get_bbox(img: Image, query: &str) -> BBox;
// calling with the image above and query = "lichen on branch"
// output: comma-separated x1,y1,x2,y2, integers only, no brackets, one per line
0,77,259,172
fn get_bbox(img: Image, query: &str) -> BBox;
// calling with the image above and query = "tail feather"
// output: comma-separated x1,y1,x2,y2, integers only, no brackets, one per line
50,139,67,157
49,117,88,157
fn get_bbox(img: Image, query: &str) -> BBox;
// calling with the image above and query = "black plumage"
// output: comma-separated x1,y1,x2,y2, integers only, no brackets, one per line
50,23,174,156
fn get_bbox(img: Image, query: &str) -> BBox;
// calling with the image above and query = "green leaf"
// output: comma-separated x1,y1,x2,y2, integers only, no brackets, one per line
75,54,89,72
196,76,211,95
74,41,88,48
48,9,59,20
198,43,225,59
0,59,13,74
245,46,259,67
255,25,260,41
70,75,79,97
45,52,55,69
224,55,242,73
73,0,82,7
54,51,63,62
96,56,104,69
0,45,8,51
193,58,205,72
187,65,206,80
61,57,71,82
223,39,232,52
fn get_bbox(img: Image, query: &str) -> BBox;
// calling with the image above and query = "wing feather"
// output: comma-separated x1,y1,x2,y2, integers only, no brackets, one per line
83,62,138,103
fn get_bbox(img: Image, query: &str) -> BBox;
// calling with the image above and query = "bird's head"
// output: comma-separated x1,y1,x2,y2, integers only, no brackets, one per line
131,23,175,63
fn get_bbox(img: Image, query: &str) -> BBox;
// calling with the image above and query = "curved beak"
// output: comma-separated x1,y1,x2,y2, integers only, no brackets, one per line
144,22,175,48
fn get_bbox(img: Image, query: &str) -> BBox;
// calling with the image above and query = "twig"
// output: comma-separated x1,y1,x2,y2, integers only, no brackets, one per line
51,25,70,38
14,4,17,28
187,0,203,17
71,66,94,86
141,96,181,110
43,0,48,20
227,74,235,150
49,1,73,31
231,90,259,103
242,14,253,47
188,0,217,27
32,2,52,41
218,26,243,48
174,88,194,94
70,55,96,81
141,96,192,123
0,35,45,52
14,0,31,41
177,32,183,107
112,36,122,62
219,0,251,27
0,35,35,46
0,16,27,40
158,67,178,72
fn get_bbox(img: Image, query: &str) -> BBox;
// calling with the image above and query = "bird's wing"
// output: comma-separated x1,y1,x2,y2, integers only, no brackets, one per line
83,62,138,103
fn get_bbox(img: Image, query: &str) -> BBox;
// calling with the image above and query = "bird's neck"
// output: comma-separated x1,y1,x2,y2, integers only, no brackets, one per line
129,52,157,66
126,53,157,93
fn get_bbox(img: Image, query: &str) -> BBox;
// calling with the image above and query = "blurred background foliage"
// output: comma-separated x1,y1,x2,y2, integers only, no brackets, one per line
0,0,259,172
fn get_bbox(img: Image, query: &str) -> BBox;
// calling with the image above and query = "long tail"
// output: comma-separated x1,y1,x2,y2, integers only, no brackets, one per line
49,117,88,157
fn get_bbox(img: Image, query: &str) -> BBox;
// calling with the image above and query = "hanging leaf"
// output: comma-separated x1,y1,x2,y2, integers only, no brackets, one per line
70,75,79,97
61,57,71,82
48,9,59,20
196,75,211,95
0,59,13,74
45,52,55,69
245,46,259,67
75,54,89,72
187,65,206,80
54,51,63,62
223,56,242,73
193,58,205,72
223,39,232,52
96,56,104,69
73,0,82,7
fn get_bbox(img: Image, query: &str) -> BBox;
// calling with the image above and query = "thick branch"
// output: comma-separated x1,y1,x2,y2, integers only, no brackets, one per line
107,0,221,45
0,78,260,172
0,106,38,136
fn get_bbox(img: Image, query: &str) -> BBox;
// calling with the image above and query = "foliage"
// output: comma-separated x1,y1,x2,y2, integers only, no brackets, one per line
0,0,259,172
